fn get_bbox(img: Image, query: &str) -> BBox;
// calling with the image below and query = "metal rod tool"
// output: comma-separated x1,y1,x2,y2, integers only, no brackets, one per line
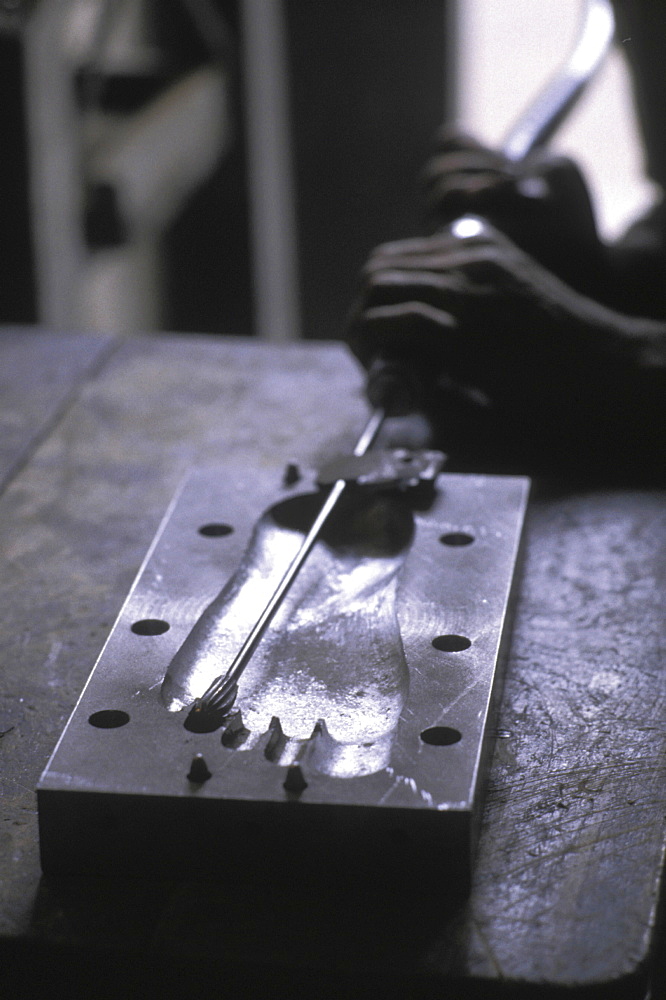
192,407,386,718
502,0,615,162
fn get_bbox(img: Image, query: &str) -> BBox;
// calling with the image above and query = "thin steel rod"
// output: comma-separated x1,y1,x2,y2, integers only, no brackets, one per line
197,408,385,712
503,0,615,162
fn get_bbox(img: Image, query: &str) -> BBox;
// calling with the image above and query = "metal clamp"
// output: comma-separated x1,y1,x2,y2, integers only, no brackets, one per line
317,449,446,489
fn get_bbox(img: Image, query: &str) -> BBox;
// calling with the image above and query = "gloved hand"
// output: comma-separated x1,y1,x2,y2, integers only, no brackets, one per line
347,219,666,480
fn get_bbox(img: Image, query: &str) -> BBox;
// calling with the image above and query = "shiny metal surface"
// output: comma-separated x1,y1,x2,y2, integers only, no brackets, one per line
38,464,529,878
191,409,387,718
167,487,414,769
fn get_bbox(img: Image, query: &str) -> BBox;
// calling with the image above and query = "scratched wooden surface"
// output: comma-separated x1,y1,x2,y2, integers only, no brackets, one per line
0,326,663,999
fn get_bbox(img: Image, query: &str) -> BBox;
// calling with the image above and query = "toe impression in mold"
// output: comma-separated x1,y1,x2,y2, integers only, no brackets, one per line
162,490,414,777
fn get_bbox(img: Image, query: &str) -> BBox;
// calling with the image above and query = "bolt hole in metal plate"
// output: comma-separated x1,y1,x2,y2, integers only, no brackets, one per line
38,464,529,884
88,710,130,729
131,619,170,636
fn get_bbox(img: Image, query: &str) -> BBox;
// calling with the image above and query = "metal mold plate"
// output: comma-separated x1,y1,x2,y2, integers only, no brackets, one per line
38,466,529,881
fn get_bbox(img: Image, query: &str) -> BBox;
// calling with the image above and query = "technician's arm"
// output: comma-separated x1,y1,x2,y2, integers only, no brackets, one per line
348,221,666,481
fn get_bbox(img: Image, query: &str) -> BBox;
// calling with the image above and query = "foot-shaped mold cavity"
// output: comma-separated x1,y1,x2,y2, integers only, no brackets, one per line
162,490,413,777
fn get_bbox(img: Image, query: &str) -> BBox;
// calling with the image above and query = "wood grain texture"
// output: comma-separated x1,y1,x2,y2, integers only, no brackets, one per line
0,329,663,998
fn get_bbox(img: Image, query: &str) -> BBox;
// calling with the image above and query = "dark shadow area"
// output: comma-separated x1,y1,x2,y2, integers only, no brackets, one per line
163,0,254,336
19,853,470,999
285,1,449,340
4,869,652,999
0,30,37,323
270,487,415,556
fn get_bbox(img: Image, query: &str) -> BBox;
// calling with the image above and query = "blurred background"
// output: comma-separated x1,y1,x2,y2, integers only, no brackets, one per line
0,1,656,341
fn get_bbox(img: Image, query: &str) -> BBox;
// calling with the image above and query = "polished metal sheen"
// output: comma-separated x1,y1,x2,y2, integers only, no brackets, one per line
38,463,529,879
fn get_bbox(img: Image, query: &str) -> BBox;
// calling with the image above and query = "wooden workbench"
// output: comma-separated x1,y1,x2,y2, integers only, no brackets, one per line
0,326,663,998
